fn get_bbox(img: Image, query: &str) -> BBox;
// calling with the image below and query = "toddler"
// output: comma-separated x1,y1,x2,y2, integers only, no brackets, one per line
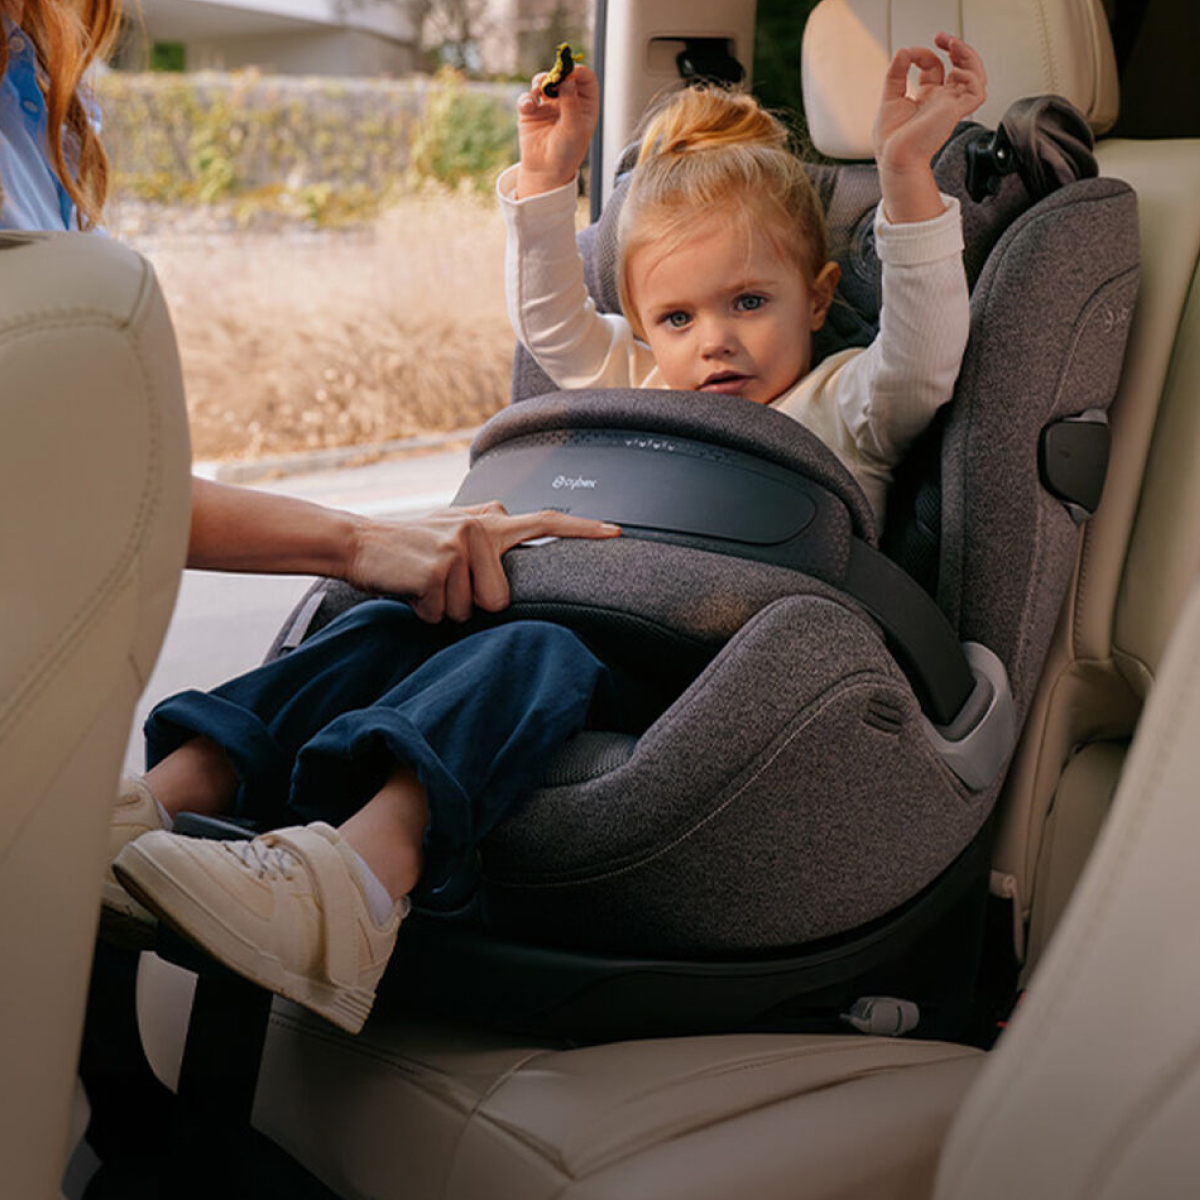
111,36,986,1034
500,33,986,527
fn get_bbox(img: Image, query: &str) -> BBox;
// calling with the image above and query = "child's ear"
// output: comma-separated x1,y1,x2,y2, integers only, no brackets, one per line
809,262,841,331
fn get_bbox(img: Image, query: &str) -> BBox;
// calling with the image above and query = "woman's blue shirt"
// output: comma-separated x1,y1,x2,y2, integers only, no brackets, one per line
0,15,76,230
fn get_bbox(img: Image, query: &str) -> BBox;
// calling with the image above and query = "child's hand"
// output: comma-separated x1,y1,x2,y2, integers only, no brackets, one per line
873,33,987,223
515,64,600,198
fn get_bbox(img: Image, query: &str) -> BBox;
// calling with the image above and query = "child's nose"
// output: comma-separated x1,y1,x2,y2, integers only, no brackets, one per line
698,316,737,356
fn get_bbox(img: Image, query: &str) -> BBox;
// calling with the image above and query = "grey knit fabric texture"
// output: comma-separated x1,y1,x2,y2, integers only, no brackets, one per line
482,593,979,952
937,177,1139,723
475,179,1139,952
268,133,1139,958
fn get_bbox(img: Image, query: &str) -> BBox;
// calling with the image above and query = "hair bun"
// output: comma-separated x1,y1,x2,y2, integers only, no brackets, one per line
638,87,787,164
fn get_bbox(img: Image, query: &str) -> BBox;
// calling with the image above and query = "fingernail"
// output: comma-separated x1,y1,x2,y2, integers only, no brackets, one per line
601,523,621,534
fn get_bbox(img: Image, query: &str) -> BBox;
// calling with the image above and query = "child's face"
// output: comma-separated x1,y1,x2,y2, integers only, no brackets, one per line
627,218,839,406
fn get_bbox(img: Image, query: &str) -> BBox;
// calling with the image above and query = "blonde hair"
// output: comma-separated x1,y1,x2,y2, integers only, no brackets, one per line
617,86,828,340
0,0,122,229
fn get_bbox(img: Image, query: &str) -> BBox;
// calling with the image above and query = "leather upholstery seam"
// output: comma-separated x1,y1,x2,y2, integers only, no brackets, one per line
0,299,162,740
475,1046,980,1178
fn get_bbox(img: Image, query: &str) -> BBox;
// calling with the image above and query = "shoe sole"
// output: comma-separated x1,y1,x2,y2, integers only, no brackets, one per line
113,845,375,1035
99,877,158,951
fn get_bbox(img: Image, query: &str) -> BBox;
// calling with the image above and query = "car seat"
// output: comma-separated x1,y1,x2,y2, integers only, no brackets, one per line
241,85,1136,1044
988,65,1200,990
933,569,1200,1196
0,232,191,1200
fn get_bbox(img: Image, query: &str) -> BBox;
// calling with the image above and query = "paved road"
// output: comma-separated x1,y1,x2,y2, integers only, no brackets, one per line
124,445,469,772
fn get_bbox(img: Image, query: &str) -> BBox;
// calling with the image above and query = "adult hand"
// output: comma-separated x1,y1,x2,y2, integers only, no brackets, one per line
347,501,620,623
873,34,987,222
515,64,600,198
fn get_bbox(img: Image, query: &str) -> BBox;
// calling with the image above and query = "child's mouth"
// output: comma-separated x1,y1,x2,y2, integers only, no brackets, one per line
699,372,750,394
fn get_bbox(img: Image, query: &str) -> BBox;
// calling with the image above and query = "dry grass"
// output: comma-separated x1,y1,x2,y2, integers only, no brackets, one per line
121,192,519,460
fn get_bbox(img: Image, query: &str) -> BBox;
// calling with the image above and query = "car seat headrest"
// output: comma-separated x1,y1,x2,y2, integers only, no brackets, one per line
801,0,1119,160
988,95,1099,201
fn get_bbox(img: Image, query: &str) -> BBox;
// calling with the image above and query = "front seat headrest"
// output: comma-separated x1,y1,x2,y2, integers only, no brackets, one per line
801,0,1119,159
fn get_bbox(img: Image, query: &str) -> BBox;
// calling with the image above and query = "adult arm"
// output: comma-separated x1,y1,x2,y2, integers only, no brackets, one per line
188,477,619,623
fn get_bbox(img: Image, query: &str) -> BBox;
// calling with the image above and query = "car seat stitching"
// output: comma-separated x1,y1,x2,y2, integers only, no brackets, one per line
0,305,139,334
0,312,160,737
1032,0,1058,92
264,1011,565,1196
450,1045,582,1186
267,1008,572,1145
610,1037,976,1100
526,1043,981,1175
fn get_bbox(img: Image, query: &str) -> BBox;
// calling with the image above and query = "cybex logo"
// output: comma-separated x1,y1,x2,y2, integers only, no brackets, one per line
552,475,598,490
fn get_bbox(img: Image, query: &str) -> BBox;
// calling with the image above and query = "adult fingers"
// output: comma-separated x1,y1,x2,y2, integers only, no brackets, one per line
467,519,512,613
409,578,445,624
457,500,508,519
441,548,475,623
493,509,621,551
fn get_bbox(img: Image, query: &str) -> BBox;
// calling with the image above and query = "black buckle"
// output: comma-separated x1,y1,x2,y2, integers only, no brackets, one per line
965,126,1018,202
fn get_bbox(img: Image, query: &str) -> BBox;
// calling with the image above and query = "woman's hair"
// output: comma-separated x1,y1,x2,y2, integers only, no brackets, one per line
617,86,828,339
0,0,123,228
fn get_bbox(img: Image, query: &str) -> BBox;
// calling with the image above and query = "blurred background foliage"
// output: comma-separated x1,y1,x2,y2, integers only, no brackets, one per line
95,68,519,224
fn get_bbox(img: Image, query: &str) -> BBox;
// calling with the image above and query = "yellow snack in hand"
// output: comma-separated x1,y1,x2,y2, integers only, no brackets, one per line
541,43,580,98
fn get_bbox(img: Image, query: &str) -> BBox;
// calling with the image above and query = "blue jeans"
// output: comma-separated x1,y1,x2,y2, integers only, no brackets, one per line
145,600,621,865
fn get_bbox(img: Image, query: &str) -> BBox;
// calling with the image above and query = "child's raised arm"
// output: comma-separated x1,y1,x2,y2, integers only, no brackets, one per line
872,33,987,223
515,64,600,199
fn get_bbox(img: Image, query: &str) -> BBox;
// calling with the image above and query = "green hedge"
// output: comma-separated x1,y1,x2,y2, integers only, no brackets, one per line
93,68,520,222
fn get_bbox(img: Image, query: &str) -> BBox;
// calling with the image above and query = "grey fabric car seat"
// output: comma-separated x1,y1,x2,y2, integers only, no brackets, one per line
244,96,1138,1042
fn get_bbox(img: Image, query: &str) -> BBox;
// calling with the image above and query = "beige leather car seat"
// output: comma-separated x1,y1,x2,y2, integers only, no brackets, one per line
990,71,1200,978
0,232,191,1200
936,572,1200,1200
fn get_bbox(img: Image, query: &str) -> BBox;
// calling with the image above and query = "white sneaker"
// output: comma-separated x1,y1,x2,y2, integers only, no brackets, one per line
112,823,407,1034
99,775,166,943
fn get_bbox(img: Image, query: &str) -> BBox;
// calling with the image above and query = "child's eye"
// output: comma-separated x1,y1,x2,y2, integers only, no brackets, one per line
661,311,692,329
735,294,767,312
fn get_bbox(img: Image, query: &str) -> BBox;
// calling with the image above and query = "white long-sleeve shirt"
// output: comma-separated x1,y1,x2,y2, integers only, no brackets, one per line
498,165,970,528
